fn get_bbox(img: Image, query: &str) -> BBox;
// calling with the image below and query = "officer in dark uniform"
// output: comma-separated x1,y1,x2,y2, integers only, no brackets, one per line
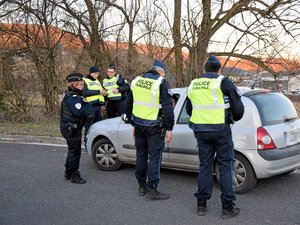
124,60,174,200
103,64,130,118
186,55,244,218
60,73,93,184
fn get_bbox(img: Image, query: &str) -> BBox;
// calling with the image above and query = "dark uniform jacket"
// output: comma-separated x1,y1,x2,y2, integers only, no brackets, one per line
186,72,244,124
60,89,92,125
124,70,175,131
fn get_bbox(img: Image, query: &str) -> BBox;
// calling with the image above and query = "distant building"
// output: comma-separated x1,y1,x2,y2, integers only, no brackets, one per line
222,68,300,92
288,75,300,93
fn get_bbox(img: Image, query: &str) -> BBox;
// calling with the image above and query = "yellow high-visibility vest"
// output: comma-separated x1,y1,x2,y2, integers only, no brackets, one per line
102,76,122,100
131,76,163,126
187,75,229,126
83,77,105,104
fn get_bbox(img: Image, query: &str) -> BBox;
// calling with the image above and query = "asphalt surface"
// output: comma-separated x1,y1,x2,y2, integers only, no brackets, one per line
0,140,300,225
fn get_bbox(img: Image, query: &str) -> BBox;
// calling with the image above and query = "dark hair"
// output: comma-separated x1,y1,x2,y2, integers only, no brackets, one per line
108,64,116,70
172,94,178,102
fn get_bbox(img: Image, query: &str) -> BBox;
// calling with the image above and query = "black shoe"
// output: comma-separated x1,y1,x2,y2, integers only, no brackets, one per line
146,189,169,200
70,171,86,184
64,170,71,180
221,202,240,219
197,199,207,216
138,186,146,196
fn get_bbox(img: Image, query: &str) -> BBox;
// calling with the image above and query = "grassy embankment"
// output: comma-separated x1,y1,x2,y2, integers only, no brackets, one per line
0,120,61,137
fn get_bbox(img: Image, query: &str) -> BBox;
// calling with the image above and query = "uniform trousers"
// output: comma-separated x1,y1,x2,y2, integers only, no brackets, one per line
134,124,164,190
194,125,236,204
60,123,83,173
107,99,124,118
84,104,102,146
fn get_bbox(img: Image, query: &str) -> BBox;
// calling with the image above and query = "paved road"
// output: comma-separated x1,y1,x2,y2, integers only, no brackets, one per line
0,142,299,225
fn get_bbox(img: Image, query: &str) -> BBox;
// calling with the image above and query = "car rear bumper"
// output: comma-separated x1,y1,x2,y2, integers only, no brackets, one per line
258,144,300,161
239,146,300,179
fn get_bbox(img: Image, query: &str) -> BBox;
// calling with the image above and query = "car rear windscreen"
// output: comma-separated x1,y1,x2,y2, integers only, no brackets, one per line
249,92,298,126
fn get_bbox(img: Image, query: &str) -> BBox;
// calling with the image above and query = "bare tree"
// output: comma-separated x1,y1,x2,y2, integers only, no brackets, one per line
172,0,184,87
0,0,66,114
52,0,111,70
1,0,300,92
181,0,300,83
101,0,143,76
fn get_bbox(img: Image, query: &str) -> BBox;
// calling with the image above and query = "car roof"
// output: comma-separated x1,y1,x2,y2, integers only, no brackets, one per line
171,87,273,96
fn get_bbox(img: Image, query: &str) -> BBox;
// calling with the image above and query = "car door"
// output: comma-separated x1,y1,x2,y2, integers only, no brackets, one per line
167,99,199,172
117,120,170,164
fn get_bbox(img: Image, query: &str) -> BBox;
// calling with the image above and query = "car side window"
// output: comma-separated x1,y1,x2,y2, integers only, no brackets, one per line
178,99,190,124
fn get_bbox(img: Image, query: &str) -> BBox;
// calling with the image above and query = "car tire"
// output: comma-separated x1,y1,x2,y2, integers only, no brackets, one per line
91,138,122,171
215,153,257,194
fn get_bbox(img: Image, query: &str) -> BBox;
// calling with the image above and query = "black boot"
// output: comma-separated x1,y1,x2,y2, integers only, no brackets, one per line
70,171,86,184
64,170,71,180
138,186,146,196
197,199,207,216
221,202,240,219
146,188,169,200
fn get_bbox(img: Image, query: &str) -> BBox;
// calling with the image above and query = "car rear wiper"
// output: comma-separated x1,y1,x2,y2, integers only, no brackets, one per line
284,117,298,122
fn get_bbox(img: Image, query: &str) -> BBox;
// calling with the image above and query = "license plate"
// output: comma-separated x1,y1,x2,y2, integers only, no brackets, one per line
284,129,300,146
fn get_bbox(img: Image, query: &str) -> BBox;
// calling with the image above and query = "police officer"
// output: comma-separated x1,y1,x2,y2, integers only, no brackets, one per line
83,66,106,122
124,60,174,200
186,55,244,218
102,64,130,118
60,73,93,184
82,66,106,145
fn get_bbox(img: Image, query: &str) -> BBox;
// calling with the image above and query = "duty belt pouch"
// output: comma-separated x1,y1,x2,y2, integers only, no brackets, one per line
67,122,77,135
156,116,163,128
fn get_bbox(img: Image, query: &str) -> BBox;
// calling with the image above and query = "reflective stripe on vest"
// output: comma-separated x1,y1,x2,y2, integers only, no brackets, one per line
102,75,122,100
188,75,229,126
83,77,105,104
131,76,163,126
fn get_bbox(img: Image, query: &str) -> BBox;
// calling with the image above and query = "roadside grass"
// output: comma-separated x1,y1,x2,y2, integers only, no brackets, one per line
0,120,61,137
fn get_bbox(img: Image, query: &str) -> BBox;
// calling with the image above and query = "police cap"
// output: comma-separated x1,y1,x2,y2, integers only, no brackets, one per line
66,73,83,83
205,55,221,72
151,59,168,74
89,66,100,73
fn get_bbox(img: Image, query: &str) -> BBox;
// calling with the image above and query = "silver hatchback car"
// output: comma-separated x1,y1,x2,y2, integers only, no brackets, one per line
86,87,300,193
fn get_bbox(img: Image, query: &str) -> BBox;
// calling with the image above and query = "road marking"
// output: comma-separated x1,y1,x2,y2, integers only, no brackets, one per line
0,141,66,147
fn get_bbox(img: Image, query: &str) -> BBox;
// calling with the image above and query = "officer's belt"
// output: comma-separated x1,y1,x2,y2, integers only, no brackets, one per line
193,103,230,110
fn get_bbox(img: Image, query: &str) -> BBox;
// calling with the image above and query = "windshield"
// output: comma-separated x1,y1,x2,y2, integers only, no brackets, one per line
249,93,298,126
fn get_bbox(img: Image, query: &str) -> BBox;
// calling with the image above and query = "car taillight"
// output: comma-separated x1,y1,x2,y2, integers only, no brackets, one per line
257,126,276,150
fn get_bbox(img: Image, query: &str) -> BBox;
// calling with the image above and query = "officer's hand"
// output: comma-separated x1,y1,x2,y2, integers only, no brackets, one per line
112,88,119,94
100,89,107,96
165,130,172,143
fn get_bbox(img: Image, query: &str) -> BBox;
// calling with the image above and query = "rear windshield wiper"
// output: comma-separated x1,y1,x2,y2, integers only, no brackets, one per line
284,117,298,122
